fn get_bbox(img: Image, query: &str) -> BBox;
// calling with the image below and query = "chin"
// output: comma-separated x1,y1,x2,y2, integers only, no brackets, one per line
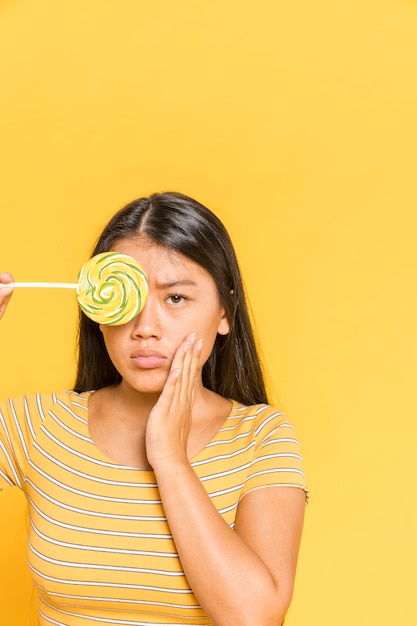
122,373,168,396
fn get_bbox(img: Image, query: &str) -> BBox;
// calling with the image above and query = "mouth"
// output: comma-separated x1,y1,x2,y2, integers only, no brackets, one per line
130,349,167,369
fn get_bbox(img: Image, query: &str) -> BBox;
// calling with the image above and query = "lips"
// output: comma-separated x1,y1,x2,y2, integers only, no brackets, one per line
130,348,167,369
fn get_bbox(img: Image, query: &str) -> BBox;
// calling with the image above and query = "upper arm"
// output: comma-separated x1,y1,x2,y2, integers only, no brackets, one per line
0,393,53,490
234,486,306,607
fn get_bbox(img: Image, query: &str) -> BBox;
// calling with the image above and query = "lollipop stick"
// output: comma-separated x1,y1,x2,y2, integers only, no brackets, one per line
7,282,79,289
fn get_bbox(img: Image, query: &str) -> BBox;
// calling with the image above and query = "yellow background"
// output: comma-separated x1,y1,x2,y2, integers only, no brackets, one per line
0,0,416,624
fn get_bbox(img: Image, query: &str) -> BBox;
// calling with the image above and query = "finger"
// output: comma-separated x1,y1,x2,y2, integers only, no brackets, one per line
0,273,15,319
185,338,203,398
155,367,181,412
179,333,197,402
169,332,195,376
170,333,195,397
184,339,203,395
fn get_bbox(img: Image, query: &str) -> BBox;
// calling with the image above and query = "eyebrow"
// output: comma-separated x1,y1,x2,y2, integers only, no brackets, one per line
157,279,198,289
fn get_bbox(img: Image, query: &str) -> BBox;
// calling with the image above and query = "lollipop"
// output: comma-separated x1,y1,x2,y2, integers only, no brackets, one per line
77,252,148,325
5,252,148,326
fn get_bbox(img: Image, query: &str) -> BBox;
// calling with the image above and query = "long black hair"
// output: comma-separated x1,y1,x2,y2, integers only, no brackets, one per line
74,192,269,405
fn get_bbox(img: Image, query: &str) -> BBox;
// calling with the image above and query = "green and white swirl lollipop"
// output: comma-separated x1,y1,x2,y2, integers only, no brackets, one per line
6,252,148,326
77,252,148,325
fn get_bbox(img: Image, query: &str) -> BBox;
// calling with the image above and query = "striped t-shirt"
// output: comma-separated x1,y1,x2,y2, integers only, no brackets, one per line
0,390,307,625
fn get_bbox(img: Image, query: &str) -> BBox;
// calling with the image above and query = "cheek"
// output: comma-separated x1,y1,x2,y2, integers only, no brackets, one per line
100,327,127,359
196,318,225,363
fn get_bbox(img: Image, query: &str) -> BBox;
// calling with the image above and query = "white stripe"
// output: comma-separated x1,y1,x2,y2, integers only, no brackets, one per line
39,588,198,610
255,411,286,437
29,542,185,577
208,483,244,499
30,520,178,558
28,460,161,504
47,410,91,443
256,451,302,461
29,564,193,594
37,392,54,422
259,425,296,446
216,413,257,433
57,397,89,422
199,461,252,483
38,611,67,626
0,440,22,487
7,398,30,460
0,467,15,487
23,395,37,440
38,424,132,469
28,497,169,539
39,604,198,626
26,479,169,523
202,431,256,451
263,437,300,447
263,437,299,446
217,501,239,515
248,467,305,479
191,440,254,467
69,400,89,412
34,432,157,486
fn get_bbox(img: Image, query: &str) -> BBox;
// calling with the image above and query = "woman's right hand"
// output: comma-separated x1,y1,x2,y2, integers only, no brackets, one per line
0,273,14,320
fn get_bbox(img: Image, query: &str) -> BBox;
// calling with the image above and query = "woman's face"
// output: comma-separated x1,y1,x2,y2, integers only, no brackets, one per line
99,237,230,396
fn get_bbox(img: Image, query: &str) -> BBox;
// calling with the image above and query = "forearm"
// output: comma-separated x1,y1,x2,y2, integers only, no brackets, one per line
146,338,301,624
154,460,287,626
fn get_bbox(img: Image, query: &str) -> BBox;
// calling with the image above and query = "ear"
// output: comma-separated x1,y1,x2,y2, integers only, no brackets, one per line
217,311,230,336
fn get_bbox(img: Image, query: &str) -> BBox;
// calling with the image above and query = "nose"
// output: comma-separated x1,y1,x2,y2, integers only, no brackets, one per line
130,295,161,339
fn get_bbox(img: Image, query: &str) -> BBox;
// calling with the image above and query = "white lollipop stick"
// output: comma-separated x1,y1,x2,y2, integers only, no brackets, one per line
6,282,79,289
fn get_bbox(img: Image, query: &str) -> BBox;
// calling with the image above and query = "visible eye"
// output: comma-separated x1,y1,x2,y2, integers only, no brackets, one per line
166,294,187,305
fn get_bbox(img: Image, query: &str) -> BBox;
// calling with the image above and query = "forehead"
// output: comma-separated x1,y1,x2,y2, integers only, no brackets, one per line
110,237,213,284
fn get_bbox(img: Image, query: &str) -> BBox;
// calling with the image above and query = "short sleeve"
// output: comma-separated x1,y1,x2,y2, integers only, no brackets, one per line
0,393,54,490
240,406,308,500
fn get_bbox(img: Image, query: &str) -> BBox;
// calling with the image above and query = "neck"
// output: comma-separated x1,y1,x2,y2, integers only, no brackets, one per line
109,382,160,423
112,377,211,422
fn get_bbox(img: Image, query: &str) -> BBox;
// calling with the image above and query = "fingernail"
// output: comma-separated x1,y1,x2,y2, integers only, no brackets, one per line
196,339,203,351
189,332,197,343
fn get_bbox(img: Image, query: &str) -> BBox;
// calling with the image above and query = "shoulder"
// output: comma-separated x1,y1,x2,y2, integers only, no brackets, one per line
0,390,90,431
230,401,296,437
0,390,92,490
231,401,288,419
230,402,308,499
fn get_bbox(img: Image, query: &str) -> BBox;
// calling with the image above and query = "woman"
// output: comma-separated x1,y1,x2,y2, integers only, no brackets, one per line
0,192,307,626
